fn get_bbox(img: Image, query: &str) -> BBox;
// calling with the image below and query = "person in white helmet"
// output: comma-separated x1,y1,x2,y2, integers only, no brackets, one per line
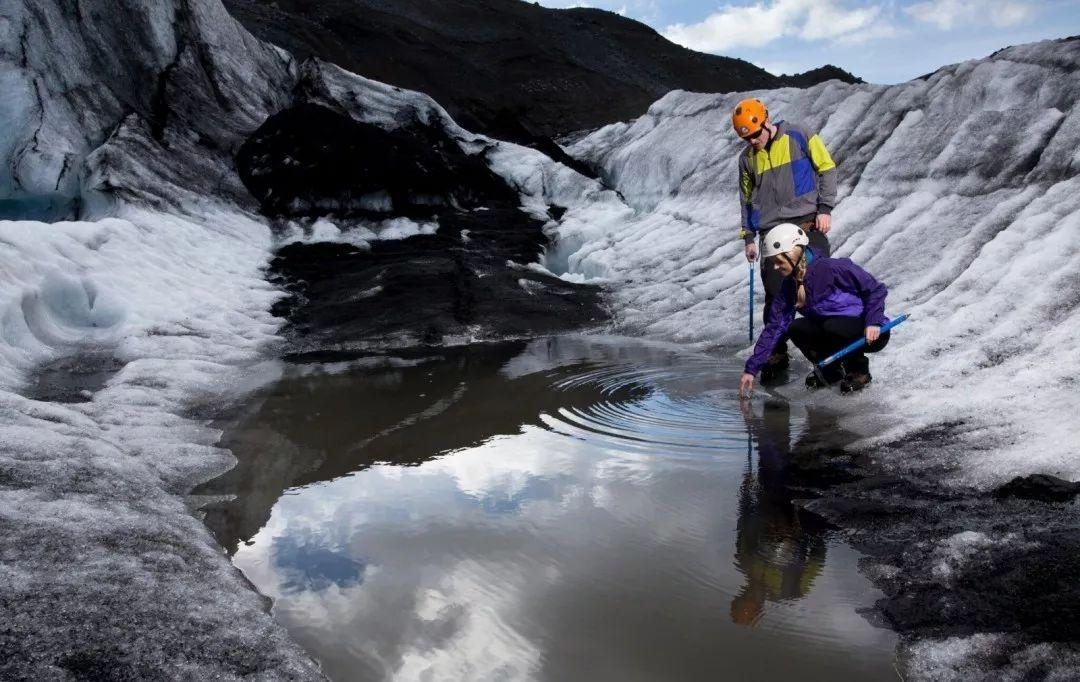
738,223,893,398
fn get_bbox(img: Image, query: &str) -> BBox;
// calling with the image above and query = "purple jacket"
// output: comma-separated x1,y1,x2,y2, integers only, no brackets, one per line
745,250,889,376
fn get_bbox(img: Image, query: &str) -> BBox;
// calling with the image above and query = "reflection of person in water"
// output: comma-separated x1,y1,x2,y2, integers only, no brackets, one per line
731,399,827,627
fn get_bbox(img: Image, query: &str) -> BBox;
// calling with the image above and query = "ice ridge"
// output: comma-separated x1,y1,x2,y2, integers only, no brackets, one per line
553,37,1080,491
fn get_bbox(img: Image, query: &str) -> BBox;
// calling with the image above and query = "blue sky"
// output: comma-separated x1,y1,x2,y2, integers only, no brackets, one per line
535,0,1080,84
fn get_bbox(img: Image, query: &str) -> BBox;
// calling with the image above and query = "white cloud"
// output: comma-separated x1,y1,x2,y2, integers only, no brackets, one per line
662,0,894,53
904,0,1038,30
832,17,902,45
801,2,882,40
662,2,792,51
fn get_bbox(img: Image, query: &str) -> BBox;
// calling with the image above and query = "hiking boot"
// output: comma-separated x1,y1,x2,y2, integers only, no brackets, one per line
805,370,840,390
805,372,827,390
840,372,872,394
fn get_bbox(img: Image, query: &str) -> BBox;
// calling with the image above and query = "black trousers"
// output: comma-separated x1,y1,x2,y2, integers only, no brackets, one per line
759,218,830,355
788,315,890,380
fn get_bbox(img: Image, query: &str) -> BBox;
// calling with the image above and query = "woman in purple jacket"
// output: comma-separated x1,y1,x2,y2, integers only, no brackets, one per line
738,223,891,398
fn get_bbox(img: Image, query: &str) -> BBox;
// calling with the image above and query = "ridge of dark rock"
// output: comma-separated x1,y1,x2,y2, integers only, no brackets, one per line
777,64,864,88
221,0,860,148
994,474,1080,503
236,102,516,219
787,420,1080,670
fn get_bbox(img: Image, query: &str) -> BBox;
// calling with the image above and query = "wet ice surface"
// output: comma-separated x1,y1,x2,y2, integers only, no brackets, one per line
199,336,897,681
24,353,126,403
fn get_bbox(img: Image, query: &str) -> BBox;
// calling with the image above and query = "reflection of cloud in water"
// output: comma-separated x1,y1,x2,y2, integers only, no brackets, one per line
225,339,896,680
394,560,543,681
474,475,559,515
236,431,673,679
424,430,578,502
272,533,366,594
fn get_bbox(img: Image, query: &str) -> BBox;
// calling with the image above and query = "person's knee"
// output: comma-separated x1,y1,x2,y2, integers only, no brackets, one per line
821,317,863,340
867,331,891,353
788,317,811,331
843,354,870,375
787,318,813,343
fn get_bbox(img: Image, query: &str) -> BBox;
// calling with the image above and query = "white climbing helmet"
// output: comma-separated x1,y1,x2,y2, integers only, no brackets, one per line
761,222,809,259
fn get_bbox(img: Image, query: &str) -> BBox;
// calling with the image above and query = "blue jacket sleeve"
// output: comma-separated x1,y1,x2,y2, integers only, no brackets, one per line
744,280,796,376
834,259,888,326
738,153,758,240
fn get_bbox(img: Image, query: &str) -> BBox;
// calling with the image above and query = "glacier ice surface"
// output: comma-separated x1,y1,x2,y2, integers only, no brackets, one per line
4,0,1080,676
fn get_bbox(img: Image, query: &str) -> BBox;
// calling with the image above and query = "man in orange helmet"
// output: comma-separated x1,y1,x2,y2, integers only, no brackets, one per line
733,98,837,381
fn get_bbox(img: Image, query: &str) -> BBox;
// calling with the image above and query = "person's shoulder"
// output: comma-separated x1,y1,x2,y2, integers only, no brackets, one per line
812,255,852,275
824,256,859,271
827,257,877,280
781,121,814,138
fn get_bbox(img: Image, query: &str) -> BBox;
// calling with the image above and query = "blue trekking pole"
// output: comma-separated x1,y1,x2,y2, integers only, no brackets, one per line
748,261,755,343
817,314,909,370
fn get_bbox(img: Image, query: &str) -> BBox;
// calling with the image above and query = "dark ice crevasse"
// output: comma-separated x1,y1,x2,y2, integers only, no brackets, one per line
236,102,610,353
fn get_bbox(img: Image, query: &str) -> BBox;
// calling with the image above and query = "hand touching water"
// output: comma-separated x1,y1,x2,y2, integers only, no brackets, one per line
739,372,755,399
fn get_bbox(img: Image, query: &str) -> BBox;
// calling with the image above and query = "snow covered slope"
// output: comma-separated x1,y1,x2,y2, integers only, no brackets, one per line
0,1,322,677
556,37,1080,489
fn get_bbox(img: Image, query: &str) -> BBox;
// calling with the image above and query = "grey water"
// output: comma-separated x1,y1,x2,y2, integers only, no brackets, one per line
27,353,125,403
0,195,80,222
198,336,898,681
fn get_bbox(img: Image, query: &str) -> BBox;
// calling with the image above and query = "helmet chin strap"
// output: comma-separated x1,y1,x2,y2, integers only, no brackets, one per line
781,249,803,274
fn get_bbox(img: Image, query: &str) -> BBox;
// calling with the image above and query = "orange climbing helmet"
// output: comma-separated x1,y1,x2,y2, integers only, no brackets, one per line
732,98,768,138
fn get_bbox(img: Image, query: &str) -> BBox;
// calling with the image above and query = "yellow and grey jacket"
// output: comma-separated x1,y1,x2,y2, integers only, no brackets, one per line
738,120,837,243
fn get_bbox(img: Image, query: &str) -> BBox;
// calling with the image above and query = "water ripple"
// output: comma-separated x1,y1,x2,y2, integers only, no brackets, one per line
542,356,748,457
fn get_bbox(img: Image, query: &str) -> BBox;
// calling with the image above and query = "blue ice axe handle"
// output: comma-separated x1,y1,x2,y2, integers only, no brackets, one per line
817,314,909,369
748,262,755,343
